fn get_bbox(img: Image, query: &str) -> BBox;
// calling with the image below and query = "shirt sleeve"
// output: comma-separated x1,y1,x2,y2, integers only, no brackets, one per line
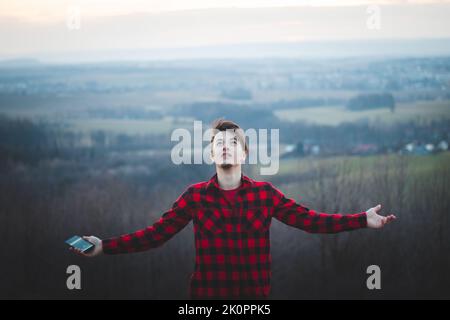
269,183,367,233
102,186,193,254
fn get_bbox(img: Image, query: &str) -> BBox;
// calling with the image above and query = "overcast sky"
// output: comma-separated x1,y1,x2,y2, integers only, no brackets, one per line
1,0,450,60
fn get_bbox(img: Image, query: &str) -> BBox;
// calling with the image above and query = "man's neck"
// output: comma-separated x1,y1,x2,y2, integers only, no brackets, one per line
216,165,242,190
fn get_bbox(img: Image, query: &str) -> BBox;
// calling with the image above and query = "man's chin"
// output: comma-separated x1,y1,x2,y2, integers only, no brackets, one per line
219,163,233,170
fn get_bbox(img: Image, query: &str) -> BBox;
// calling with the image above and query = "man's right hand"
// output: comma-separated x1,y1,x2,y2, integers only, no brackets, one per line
69,235,103,257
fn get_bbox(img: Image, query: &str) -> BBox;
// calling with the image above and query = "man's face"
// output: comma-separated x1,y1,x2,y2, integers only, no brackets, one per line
211,130,246,167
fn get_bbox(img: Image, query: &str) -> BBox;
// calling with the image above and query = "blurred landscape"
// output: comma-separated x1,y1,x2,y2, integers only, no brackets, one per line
1,47,449,299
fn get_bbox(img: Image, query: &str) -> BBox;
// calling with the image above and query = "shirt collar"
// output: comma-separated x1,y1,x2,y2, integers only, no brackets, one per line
206,173,253,191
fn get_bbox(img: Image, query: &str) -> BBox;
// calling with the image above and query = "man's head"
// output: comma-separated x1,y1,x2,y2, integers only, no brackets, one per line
210,119,248,169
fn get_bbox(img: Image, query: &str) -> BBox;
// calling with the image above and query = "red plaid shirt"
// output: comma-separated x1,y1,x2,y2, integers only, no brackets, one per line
102,174,367,299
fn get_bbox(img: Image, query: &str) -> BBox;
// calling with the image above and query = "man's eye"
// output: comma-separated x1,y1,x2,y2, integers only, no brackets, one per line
232,141,237,145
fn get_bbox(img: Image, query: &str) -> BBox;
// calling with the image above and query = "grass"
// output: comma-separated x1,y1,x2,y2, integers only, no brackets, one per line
270,152,450,182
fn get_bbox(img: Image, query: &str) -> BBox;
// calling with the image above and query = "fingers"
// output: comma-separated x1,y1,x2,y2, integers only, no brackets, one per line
386,214,396,223
374,204,381,212
83,235,98,245
69,247,86,256
381,214,397,227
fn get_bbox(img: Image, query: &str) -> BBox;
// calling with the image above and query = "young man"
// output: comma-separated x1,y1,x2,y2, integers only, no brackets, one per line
71,119,396,299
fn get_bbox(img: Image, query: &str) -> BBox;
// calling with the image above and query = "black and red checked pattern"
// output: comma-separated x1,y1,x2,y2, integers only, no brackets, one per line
102,173,367,298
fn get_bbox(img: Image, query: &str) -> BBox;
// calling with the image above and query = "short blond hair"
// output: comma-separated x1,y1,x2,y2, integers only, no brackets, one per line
210,118,248,155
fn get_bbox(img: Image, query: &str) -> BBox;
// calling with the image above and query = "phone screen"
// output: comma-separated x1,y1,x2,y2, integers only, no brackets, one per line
65,236,94,252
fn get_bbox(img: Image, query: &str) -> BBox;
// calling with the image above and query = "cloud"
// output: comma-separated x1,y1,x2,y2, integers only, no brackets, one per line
2,0,450,22
1,1,450,58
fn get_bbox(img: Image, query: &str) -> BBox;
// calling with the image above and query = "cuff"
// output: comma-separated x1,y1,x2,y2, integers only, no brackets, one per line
101,238,118,255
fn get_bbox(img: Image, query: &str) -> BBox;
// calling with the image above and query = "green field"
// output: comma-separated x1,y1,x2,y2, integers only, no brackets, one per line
65,116,194,135
259,151,450,187
274,100,450,126
1,90,449,135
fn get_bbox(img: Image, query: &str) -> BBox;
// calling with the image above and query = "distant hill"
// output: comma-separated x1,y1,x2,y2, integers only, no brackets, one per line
3,38,450,64
0,58,41,68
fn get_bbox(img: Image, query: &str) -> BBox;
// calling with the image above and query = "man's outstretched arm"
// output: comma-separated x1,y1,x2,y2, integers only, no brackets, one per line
71,186,193,257
269,183,395,233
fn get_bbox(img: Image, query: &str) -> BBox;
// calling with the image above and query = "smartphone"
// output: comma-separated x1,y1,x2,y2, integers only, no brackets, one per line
65,235,94,253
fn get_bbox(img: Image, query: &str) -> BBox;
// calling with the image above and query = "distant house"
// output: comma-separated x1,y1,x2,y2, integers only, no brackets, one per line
310,145,321,156
281,140,321,158
437,140,448,151
403,142,436,155
284,144,296,153
351,143,378,155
